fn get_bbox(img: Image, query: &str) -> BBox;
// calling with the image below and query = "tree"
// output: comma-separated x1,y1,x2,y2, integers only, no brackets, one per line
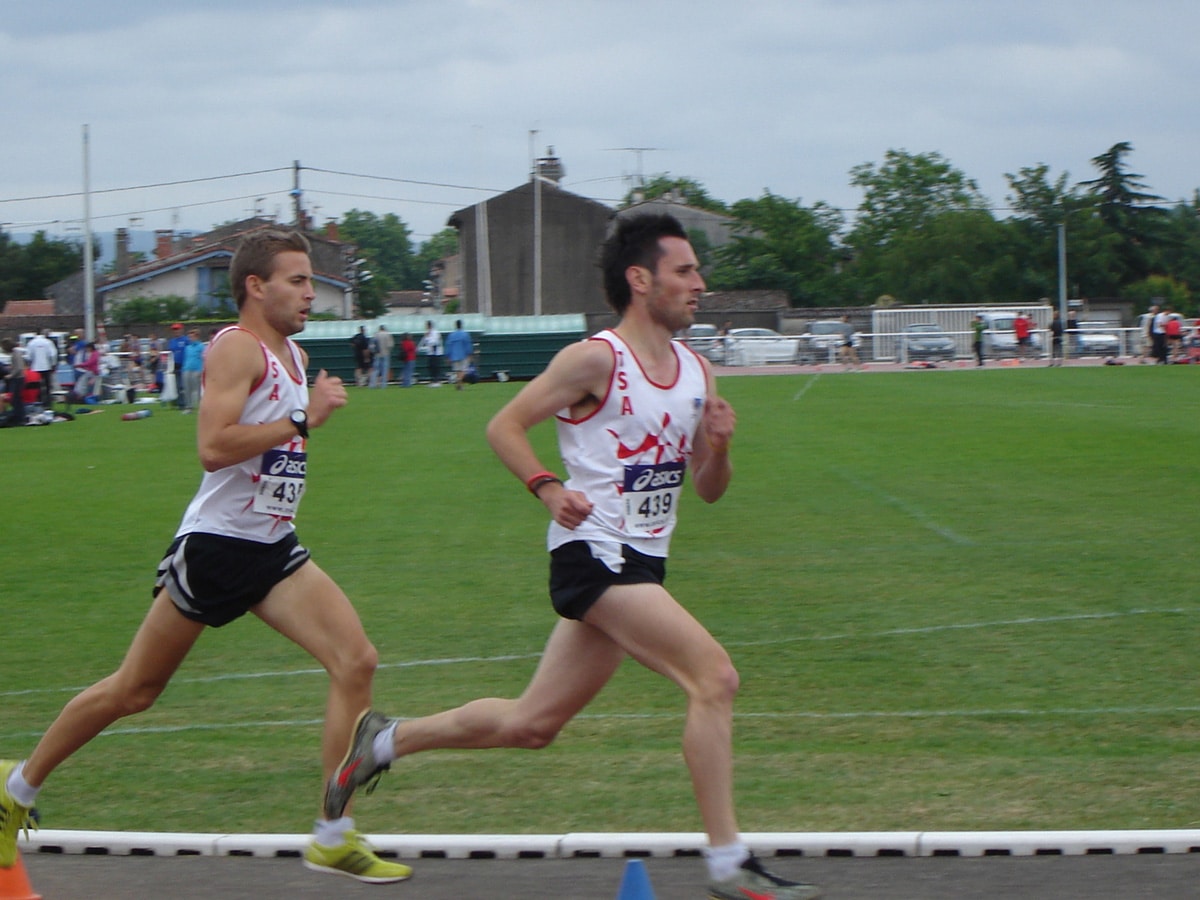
1146,195,1200,314
866,209,1020,305
412,228,460,289
1075,141,1166,290
844,150,990,302
337,209,421,304
706,192,841,305
0,231,88,303
620,175,729,214
1003,164,1086,299
848,150,989,252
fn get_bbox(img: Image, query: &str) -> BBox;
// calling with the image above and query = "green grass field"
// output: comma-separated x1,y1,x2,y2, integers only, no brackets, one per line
3,364,1199,837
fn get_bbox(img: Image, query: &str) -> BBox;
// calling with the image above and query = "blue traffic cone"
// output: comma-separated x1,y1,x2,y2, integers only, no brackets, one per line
615,858,657,900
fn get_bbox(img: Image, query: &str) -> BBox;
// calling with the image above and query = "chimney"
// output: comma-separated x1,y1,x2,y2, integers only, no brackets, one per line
535,146,565,184
324,220,339,241
115,228,131,275
155,229,174,260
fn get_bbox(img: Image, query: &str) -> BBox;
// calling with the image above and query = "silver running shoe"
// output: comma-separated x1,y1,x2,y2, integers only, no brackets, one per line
323,710,394,820
708,854,822,900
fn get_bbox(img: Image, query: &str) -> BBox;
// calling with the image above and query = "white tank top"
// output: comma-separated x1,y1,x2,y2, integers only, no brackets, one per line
547,330,708,557
175,326,309,544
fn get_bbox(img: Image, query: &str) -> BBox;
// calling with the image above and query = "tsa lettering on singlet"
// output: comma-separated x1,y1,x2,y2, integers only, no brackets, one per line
622,461,686,533
253,448,307,517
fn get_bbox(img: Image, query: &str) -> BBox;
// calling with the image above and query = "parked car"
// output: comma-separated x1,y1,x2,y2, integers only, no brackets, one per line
724,327,800,366
798,320,853,363
1071,321,1121,358
898,323,956,361
680,323,726,364
979,312,1042,358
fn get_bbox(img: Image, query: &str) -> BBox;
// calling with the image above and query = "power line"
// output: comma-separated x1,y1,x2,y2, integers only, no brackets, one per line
305,189,463,209
301,166,503,194
0,167,291,205
2,192,293,231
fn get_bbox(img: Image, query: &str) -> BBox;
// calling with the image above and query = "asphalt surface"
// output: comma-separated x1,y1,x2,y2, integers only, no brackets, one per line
15,850,1200,899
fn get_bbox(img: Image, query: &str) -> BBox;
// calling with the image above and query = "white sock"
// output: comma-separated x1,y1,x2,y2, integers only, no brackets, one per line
704,841,750,881
372,722,398,765
313,816,354,847
5,761,40,808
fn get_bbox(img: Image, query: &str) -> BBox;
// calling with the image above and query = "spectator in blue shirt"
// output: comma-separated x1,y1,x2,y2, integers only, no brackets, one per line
181,328,206,413
444,320,474,391
168,324,190,408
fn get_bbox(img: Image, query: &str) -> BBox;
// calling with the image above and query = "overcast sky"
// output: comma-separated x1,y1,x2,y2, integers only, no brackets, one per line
3,0,1197,246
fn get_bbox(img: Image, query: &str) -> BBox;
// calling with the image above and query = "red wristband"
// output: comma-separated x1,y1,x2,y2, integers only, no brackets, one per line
524,470,562,496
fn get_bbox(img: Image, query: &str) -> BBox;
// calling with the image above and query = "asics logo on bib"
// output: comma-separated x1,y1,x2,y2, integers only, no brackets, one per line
264,449,307,477
629,463,684,491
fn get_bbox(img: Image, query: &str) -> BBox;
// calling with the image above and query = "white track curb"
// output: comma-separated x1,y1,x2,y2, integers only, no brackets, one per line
20,829,1200,859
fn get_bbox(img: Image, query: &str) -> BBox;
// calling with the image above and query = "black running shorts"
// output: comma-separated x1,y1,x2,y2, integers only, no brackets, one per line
155,531,310,627
548,540,666,621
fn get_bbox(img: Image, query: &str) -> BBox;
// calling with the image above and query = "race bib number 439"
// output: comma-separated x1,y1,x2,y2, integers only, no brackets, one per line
253,448,307,518
622,461,685,534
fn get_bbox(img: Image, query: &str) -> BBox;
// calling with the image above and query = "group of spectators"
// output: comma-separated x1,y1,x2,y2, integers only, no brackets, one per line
1143,303,1195,364
350,319,476,390
0,323,219,426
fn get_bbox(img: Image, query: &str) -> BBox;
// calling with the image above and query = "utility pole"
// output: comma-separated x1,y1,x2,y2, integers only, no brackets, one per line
291,160,303,228
1057,222,1068,326
531,130,542,316
82,124,96,342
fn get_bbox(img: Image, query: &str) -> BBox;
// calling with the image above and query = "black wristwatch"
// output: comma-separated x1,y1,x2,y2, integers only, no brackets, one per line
289,408,309,439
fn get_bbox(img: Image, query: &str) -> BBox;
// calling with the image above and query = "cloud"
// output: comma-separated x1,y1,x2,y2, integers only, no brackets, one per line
3,0,1199,243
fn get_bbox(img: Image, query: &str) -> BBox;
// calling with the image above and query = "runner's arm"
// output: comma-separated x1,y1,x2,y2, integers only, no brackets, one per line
486,340,611,529
689,363,734,504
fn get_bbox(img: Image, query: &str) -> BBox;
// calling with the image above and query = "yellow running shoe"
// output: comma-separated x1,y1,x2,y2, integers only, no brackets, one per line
303,829,412,884
0,761,37,869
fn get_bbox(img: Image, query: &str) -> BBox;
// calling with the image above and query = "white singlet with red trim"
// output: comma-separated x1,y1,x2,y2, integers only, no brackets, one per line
175,326,310,543
547,329,708,558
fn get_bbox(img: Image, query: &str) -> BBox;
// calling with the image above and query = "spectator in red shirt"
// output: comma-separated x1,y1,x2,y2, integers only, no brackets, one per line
1014,312,1032,361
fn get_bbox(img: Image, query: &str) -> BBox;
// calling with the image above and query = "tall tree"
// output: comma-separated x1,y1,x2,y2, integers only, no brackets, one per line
848,150,989,251
845,150,990,302
1075,141,1165,290
338,209,420,286
707,192,841,306
1003,164,1083,299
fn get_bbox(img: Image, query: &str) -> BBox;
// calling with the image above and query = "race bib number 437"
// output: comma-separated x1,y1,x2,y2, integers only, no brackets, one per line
622,461,685,534
253,448,307,518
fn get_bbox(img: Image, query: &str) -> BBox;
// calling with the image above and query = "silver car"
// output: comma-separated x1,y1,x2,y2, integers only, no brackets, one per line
1071,322,1121,358
681,323,726,364
898,323,956,361
799,320,853,363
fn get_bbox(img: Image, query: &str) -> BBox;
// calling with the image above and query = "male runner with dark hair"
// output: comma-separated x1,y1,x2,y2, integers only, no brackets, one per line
326,213,821,899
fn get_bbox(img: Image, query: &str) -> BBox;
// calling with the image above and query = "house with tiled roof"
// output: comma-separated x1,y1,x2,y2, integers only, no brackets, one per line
96,218,355,318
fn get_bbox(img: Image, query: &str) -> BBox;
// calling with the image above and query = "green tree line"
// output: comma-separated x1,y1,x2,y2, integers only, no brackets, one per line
5,141,1197,319
632,141,1199,315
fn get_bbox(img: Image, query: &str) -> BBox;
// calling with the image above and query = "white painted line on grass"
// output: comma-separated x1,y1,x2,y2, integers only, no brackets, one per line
727,607,1196,648
791,372,822,401
4,609,1191,704
830,465,973,545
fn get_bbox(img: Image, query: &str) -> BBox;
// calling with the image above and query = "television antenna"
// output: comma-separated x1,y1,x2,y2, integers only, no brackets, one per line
603,147,662,190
